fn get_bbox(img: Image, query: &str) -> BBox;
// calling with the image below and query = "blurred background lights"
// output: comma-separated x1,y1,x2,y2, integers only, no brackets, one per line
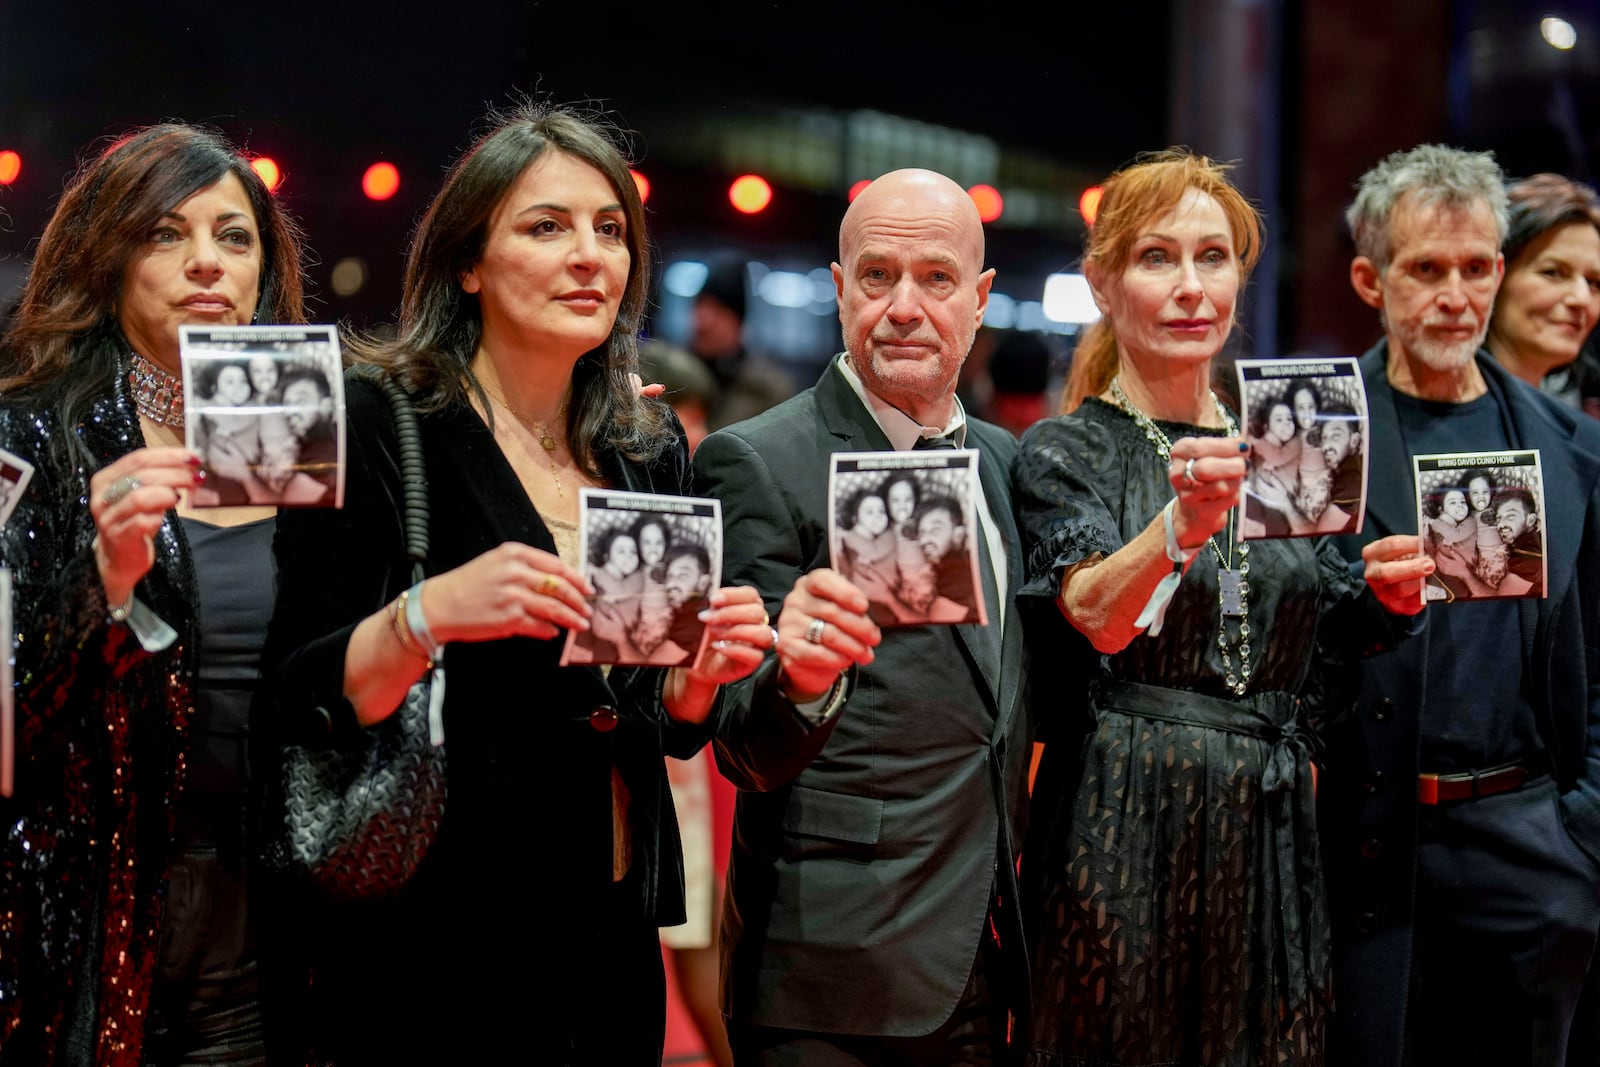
0,151,20,186
662,260,710,299
729,174,773,214
1043,273,1102,325
968,184,1004,223
757,270,813,309
1541,16,1578,49
630,169,650,204
1079,185,1105,227
329,257,369,297
362,162,400,201
250,157,282,192
984,292,1018,330
848,179,872,202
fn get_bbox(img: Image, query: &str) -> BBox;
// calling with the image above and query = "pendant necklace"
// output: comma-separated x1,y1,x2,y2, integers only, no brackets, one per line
1109,377,1254,696
489,389,571,496
128,352,185,428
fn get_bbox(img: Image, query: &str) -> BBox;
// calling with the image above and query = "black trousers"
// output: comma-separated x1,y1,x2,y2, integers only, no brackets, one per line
726,917,1015,1067
1406,778,1600,1067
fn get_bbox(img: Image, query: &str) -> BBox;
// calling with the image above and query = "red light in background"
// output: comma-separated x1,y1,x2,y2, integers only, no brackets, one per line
0,151,21,186
1079,185,1104,227
968,184,1003,223
250,157,282,193
848,179,872,202
630,169,650,204
362,162,401,201
729,174,772,214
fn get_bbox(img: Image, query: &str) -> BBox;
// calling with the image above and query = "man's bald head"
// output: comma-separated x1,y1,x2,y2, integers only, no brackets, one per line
831,169,995,426
839,169,986,275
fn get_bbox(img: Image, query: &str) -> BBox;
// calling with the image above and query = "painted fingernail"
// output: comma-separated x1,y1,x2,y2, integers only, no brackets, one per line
194,469,208,483
697,609,713,621
187,455,203,467
1238,442,1250,452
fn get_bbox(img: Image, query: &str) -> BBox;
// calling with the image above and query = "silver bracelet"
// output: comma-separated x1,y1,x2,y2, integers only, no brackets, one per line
403,580,445,661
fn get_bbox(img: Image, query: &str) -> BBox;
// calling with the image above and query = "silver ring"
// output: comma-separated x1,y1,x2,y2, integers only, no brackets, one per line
805,617,826,645
769,626,780,650
101,475,140,505
1183,457,1198,488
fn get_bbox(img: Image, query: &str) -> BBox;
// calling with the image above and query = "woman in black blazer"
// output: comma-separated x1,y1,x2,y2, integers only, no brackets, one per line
264,103,770,1065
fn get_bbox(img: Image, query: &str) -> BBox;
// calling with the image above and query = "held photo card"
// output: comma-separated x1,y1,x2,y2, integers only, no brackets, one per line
561,488,724,668
1234,357,1368,540
1414,449,1547,603
179,324,346,509
0,447,36,530
827,449,987,628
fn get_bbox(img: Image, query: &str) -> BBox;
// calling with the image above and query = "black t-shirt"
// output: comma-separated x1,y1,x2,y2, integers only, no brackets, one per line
1392,389,1543,773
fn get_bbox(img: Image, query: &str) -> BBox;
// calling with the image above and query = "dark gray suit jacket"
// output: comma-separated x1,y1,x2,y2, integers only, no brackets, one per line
694,359,1033,1038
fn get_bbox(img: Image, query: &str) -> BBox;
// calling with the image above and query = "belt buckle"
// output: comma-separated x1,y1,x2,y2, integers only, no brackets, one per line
1417,774,1441,806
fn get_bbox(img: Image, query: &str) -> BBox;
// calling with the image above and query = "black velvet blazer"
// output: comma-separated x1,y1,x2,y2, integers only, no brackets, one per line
263,374,707,1060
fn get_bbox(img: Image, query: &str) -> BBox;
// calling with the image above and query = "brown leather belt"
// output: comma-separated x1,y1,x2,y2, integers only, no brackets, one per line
1417,762,1529,805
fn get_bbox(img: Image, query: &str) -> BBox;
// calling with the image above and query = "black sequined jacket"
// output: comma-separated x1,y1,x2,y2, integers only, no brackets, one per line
0,359,198,1066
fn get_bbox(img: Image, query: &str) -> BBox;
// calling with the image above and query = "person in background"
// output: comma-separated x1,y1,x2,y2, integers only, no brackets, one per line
638,337,720,453
1323,143,1600,1067
689,257,795,430
0,122,305,1065
985,330,1053,437
1486,173,1600,414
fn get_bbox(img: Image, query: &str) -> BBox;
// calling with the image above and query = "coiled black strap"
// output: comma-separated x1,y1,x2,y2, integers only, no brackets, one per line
352,364,429,585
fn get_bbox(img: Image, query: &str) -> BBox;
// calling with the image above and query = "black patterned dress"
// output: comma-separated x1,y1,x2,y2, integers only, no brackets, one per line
1014,398,1400,1067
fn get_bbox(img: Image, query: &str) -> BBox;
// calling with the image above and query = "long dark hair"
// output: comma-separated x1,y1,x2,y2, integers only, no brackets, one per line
355,102,671,478
0,123,306,465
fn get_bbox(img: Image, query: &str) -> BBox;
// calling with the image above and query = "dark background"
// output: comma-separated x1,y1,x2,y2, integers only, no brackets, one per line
5,0,1599,384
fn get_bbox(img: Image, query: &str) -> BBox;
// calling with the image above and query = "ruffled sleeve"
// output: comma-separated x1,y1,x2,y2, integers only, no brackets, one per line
1013,411,1129,608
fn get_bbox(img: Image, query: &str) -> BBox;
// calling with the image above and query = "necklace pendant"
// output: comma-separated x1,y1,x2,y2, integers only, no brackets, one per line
539,432,557,452
1218,567,1245,617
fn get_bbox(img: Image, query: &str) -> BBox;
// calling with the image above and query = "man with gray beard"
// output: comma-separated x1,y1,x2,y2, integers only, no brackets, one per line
1319,144,1600,1066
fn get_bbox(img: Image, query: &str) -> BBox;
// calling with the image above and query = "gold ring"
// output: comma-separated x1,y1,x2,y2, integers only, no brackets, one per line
760,609,770,627
539,574,560,595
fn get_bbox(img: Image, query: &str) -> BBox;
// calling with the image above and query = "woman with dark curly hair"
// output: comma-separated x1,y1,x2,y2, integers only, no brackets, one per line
0,122,305,1065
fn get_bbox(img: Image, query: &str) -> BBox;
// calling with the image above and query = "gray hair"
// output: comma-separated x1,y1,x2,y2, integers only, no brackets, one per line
1346,144,1510,270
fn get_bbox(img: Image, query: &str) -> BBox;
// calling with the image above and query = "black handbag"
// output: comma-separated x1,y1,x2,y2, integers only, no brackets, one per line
271,365,446,900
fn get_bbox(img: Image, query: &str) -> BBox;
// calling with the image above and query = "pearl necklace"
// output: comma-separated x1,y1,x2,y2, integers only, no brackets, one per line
1108,377,1254,696
128,352,185,428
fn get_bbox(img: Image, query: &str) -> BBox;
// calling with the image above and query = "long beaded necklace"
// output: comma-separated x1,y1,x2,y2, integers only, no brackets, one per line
128,352,185,428
1108,377,1254,696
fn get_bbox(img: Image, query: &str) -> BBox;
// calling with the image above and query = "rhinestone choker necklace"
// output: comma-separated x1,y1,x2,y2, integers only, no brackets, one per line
128,352,184,428
1109,377,1254,696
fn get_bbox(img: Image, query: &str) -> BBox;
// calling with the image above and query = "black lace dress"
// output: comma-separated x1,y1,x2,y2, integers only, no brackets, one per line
1014,398,1397,1067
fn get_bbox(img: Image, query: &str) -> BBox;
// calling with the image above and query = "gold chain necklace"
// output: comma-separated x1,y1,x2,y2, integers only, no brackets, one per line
488,390,571,496
1109,377,1254,696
